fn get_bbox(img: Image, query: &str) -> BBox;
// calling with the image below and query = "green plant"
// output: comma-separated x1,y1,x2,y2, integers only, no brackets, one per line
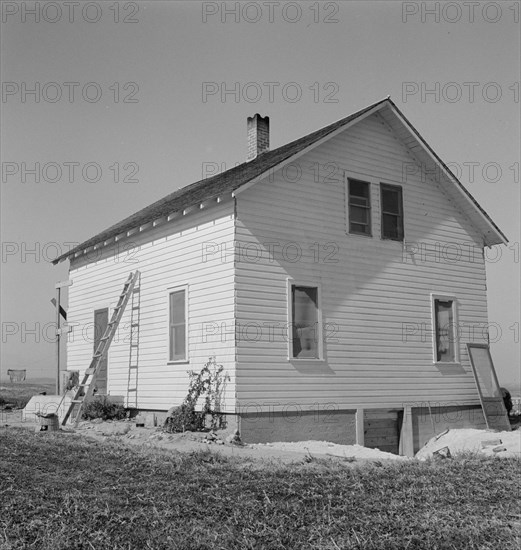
82,396,127,421
164,356,230,433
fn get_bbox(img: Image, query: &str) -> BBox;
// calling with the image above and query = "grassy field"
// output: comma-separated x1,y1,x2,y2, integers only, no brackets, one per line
0,380,55,409
1,429,520,549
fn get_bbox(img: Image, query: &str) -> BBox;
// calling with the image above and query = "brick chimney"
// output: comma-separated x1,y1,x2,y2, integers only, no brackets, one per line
247,114,269,161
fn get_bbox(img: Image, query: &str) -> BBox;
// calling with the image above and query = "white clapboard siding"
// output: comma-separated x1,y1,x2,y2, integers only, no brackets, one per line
67,203,236,411
234,111,490,410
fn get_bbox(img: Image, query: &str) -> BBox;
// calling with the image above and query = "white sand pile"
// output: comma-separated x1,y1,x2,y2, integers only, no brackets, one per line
416,428,521,460
253,440,409,461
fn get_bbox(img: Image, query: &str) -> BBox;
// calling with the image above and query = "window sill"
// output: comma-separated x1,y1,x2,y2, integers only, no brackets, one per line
168,360,189,365
380,236,404,243
347,231,372,238
433,361,461,367
289,357,325,363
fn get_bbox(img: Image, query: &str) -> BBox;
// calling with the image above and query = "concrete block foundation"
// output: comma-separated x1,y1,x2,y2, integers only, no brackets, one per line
235,403,488,455
238,409,358,445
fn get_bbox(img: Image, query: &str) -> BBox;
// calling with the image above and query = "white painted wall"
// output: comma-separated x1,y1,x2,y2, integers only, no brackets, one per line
234,112,490,412
67,202,236,411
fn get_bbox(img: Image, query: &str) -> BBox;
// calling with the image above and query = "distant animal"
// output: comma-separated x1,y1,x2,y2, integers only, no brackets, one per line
500,387,513,415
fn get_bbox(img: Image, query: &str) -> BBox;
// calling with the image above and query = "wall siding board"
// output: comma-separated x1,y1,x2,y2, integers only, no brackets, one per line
234,112,489,412
67,203,236,412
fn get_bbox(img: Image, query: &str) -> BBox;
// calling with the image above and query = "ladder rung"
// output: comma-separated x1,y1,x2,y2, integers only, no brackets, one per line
132,306,140,310
129,365,138,369
128,388,137,392
130,343,139,347
71,399,83,404
131,323,139,327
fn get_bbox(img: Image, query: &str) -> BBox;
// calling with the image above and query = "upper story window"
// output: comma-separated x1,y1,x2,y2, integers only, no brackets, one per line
348,179,371,236
380,183,404,241
169,288,187,362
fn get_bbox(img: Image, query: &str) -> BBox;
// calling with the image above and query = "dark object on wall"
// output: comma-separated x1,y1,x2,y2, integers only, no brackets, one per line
500,387,513,415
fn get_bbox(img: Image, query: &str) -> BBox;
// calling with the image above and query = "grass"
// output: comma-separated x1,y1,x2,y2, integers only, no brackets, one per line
0,381,55,409
0,429,520,549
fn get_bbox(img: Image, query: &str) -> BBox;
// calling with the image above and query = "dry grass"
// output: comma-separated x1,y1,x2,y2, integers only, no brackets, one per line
0,381,55,409
0,428,520,549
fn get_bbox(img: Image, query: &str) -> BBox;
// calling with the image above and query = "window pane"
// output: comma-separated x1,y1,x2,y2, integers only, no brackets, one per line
169,325,186,361
350,205,369,224
349,180,369,198
381,185,403,240
350,196,369,207
435,300,455,362
382,214,399,240
170,291,185,324
350,222,370,235
169,290,186,361
348,180,371,235
174,325,186,358
381,188,400,213
292,286,318,359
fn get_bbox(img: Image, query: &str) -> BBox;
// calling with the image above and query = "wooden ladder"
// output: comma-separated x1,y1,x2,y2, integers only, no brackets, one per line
61,270,141,426
126,272,141,408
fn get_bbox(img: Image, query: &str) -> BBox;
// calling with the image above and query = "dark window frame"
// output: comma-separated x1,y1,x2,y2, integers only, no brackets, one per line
347,178,372,236
168,288,187,362
431,295,459,364
380,183,404,241
289,283,322,360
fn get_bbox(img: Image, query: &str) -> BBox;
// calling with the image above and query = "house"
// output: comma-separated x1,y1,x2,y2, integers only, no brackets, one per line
53,97,507,454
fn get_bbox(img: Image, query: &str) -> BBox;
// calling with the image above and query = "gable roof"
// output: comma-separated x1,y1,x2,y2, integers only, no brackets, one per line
53,97,507,264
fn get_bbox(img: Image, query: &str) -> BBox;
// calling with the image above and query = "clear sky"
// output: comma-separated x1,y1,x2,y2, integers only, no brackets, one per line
1,1,520,388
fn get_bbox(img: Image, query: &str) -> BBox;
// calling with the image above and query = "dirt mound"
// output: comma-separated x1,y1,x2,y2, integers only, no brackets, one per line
416,428,521,460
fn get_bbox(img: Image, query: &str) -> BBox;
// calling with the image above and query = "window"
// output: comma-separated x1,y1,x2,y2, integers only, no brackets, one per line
431,296,458,363
290,284,321,359
348,179,371,236
380,184,404,241
169,289,187,361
